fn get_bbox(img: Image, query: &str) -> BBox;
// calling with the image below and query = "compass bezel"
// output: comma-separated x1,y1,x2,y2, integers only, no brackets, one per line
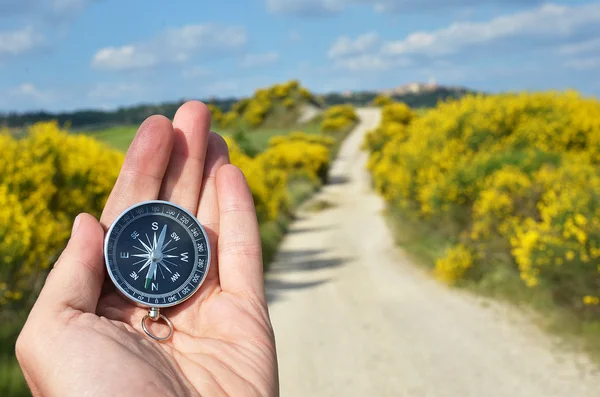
103,200,211,309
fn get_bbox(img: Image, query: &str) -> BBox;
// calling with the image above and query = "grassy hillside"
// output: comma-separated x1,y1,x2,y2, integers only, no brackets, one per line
89,114,323,153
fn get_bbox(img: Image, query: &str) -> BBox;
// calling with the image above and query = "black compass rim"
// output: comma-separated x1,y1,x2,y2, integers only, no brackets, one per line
103,200,211,309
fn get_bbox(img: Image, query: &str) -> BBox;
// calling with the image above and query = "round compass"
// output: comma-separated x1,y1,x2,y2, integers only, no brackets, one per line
104,200,210,340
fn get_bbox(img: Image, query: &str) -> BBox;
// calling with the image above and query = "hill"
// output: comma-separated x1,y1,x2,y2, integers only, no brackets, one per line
0,83,474,130
321,86,475,108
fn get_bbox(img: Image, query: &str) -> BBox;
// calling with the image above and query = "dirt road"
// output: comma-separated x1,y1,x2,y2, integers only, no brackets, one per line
266,108,600,397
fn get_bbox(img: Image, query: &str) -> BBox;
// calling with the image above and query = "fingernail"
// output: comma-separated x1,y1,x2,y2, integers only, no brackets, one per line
72,214,82,235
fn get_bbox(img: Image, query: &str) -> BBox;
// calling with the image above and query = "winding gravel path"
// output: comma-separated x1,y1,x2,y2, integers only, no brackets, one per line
266,108,600,397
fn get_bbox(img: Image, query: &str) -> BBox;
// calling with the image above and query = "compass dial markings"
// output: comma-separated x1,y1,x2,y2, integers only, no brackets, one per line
132,257,148,266
163,237,175,249
137,238,152,253
163,258,178,268
138,259,152,273
159,261,173,273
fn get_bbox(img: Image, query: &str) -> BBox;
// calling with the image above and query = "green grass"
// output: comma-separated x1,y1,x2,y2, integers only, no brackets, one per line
260,177,318,270
383,203,600,365
87,117,323,154
86,125,138,152
0,317,29,397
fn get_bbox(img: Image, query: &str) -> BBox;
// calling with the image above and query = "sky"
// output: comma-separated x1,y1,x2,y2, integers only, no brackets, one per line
0,0,599,112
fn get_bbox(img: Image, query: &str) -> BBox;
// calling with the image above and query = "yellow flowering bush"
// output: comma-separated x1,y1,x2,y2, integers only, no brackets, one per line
321,104,359,134
435,244,473,284
261,134,331,184
372,95,394,107
225,131,333,223
269,131,335,149
0,121,123,306
222,80,315,130
207,104,223,127
220,111,239,129
365,92,600,312
225,137,288,222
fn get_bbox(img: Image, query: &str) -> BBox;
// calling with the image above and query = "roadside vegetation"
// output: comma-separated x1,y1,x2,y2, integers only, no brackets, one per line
363,92,600,362
0,80,358,396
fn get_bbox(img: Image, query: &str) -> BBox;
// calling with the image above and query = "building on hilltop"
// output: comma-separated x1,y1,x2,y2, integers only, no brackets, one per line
381,78,439,96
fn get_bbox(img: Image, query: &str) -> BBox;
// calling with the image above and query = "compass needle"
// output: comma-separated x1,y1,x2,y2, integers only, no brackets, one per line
157,225,167,251
145,261,156,289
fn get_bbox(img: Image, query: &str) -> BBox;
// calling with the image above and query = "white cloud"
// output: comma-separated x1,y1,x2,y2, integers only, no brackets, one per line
10,83,53,102
266,0,343,16
267,0,542,16
328,32,379,58
371,0,538,13
333,54,411,71
92,45,158,71
52,0,89,11
0,26,44,57
382,3,600,56
0,0,92,20
565,57,600,71
289,30,301,42
182,67,212,79
240,52,280,68
88,82,143,100
91,24,247,71
559,38,600,55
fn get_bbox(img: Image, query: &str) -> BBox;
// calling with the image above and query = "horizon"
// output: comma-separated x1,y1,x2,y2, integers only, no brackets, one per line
1,0,599,113
1,80,474,115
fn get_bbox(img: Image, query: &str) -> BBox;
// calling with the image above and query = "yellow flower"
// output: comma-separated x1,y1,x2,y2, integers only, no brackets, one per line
583,296,600,305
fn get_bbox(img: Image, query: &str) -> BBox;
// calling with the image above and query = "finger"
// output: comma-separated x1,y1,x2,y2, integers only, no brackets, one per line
159,101,211,214
100,115,174,229
216,165,264,299
197,133,230,283
34,214,105,315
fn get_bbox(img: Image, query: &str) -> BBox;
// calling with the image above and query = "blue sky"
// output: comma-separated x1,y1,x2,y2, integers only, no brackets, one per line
1,0,599,112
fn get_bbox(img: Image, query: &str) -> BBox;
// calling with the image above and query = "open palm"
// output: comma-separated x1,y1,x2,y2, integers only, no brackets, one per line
16,102,279,397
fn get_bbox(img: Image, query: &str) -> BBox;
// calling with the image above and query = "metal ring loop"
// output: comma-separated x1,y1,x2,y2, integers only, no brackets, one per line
141,313,174,342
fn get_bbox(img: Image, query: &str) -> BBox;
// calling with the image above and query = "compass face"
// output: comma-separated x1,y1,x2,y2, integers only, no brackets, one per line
104,200,210,308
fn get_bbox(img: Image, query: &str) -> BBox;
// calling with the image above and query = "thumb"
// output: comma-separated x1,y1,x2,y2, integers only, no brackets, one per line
35,213,106,316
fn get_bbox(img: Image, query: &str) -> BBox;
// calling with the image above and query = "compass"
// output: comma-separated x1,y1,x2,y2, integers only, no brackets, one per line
104,200,210,341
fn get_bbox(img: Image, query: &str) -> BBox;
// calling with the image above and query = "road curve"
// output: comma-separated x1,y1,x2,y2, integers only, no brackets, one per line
266,108,600,397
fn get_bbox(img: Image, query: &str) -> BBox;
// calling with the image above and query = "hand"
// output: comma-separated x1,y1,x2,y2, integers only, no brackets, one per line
16,102,279,397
